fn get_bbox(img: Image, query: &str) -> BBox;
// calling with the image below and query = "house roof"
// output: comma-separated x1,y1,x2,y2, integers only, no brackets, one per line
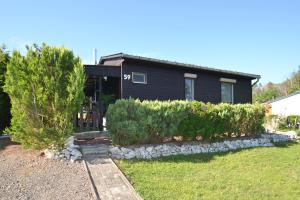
268,91,300,104
100,53,261,79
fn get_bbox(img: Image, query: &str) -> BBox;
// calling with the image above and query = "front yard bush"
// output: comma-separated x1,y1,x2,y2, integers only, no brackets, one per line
4,44,85,149
106,99,265,145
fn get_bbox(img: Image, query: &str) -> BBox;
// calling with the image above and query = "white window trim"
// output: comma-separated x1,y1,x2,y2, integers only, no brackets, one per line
220,78,237,83
132,72,147,84
185,78,194,101
184,73,197,79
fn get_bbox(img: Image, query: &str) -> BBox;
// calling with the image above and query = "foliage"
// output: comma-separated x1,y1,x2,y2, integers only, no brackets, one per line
253,66,300,103
285,66,300,94
106,99,191,145
265,114,300,132
253,82,281,103
0,45,11,135
106,99,265,145
277,115,300,131
100,94,116,106
117,142,300,200
4,44,85,149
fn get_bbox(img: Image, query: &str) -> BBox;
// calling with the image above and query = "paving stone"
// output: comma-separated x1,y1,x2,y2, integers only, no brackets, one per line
86,158,142,200
81,140,142,200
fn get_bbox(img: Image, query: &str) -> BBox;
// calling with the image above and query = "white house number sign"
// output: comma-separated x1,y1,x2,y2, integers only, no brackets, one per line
123,74,131,80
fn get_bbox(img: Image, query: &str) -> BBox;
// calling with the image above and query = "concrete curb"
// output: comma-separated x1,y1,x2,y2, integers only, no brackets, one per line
82,160,101,200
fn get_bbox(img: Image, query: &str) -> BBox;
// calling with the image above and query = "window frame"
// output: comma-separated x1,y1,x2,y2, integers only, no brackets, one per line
132,72,147,84
221,81,234,103
185,78,195,101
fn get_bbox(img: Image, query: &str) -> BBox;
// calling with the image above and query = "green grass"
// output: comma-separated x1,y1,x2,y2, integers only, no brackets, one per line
117,142,300,200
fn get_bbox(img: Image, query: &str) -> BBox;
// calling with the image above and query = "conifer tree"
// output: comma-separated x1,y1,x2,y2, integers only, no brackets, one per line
4,44,85,149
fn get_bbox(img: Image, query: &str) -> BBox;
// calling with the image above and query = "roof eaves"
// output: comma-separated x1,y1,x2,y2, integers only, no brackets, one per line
100,53,124,62
100,53,260,79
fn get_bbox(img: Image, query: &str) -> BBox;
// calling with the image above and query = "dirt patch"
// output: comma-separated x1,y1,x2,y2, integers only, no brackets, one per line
0,138,93,200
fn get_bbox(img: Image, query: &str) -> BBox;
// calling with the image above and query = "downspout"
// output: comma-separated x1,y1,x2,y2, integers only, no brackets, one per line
251,77,260,87
251,77,260,104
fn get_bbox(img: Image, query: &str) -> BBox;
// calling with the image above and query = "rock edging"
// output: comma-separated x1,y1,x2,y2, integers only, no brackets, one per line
109,133,297,160
44,136,82,162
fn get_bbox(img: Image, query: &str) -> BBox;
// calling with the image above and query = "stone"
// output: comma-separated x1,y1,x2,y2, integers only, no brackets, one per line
65,136,74,147
70,148,82,160
146,146,154,153
44,149,58,159
64,136,80,149
110,146,122,155
70,156,76,163
124,151,136,159
121,147,130,154
109,133,296,160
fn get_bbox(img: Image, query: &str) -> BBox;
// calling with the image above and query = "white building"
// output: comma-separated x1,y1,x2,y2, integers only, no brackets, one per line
268,91,300,116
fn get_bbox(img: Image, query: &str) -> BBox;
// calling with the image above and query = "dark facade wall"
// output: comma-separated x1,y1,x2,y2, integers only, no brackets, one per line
234,78,252,103
122,62,184,100
121,60,253,104
84,65,121,77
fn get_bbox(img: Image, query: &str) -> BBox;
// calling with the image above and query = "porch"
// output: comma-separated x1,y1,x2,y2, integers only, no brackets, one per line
75,65,121,132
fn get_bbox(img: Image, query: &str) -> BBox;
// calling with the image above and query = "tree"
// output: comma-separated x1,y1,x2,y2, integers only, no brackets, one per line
253,82,282,103
0,45,11,135
4,44,85,149
285,66,300,94
253,66,300,103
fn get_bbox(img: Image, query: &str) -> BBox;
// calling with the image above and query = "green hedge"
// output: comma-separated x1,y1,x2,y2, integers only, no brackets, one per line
106,99,265,145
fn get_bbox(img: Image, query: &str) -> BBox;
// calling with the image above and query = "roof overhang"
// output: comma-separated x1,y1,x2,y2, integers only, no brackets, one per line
84,64,121,77
100,53,261,79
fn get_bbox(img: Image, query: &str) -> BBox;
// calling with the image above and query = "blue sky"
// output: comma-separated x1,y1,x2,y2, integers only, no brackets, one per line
1,0,300,84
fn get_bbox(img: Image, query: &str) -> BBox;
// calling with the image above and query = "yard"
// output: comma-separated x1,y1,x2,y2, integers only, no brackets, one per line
0,138,93,200
117,142,300,200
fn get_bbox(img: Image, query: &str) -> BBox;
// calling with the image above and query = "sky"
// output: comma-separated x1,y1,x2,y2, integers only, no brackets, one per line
1,0,300,84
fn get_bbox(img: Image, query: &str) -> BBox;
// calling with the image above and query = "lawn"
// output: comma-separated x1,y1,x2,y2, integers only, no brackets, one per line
117,142,300,200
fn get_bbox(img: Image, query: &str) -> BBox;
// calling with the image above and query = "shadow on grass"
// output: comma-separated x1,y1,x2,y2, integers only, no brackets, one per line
272,140,298,148
122,141,299,164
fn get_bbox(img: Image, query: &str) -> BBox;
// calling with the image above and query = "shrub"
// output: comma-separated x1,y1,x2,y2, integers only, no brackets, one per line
106,99,192,145
4,44,85,149
106,99,265,146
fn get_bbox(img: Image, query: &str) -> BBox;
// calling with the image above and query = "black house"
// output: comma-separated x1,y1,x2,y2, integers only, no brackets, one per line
81,53,260,130
85,53,260,103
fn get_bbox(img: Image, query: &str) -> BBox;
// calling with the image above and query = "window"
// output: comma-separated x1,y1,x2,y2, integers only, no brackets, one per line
132,72,147,84
185,78,194,101
221,82,234,103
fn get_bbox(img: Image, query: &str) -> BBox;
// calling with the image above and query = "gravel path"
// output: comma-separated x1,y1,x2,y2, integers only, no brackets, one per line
0,139,94,200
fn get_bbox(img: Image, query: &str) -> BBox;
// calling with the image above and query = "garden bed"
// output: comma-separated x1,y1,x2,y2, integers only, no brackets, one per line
109,132,297,159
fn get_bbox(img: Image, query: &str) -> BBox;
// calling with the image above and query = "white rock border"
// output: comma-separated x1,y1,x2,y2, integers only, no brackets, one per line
44,136,82,162
109,133,298,160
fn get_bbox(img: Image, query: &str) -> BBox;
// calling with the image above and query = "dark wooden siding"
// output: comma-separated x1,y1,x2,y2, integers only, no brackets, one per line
122,62,184,100
233,78,252,103
84,65,121,77
122,60,253,103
